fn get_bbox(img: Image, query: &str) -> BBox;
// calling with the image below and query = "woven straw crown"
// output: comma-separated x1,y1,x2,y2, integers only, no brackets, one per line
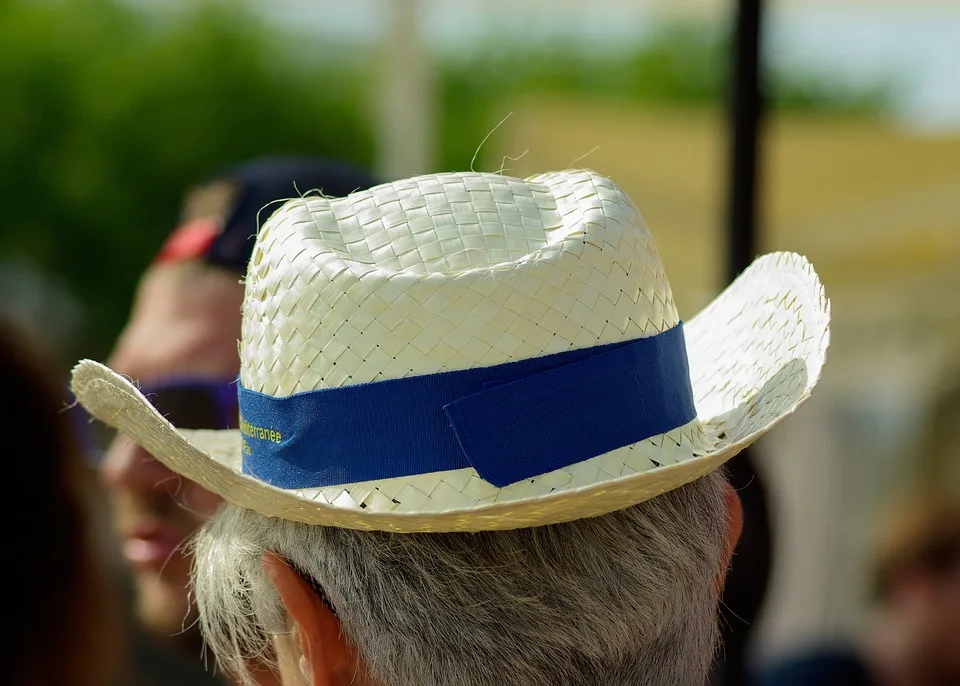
241,170,678,395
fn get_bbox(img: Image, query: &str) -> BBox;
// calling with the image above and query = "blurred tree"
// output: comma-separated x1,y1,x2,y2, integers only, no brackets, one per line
0,0,373,362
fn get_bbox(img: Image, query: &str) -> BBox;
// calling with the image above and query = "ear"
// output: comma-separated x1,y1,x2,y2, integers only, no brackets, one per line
261,552,350,686
716,481,744,595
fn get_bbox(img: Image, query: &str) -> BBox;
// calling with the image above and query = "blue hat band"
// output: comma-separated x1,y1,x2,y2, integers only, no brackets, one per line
238,323,696,489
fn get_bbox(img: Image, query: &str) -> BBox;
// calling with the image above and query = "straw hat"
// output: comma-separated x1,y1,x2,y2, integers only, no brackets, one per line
72,170,829,533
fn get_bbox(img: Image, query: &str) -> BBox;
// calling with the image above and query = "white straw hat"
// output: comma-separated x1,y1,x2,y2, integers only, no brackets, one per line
72,170,829,533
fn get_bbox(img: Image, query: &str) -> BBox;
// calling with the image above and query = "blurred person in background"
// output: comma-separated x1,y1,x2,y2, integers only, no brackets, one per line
758,494,960,686
1,319,118,686
87,157,378,685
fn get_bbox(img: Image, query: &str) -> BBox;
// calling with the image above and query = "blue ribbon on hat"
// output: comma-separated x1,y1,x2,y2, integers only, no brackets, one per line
238,323,696,489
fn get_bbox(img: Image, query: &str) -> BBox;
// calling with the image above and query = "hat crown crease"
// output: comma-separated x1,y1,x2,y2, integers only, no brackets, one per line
240,170,680,397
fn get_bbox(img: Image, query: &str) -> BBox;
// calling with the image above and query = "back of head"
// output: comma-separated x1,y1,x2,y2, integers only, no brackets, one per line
0,321,116,686
72,168,828,686
193,469,728,686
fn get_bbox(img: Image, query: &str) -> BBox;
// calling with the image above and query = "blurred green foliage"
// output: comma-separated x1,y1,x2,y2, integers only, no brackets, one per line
0,0,373,360
0,0,888,362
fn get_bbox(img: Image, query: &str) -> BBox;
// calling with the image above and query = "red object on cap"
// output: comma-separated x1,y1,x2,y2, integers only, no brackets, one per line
154,219,221,264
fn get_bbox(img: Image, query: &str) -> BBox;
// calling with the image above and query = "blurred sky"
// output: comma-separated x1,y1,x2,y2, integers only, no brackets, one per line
133,0,960,133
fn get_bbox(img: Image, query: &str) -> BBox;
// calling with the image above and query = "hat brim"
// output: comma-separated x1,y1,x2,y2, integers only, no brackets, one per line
72,252,828,532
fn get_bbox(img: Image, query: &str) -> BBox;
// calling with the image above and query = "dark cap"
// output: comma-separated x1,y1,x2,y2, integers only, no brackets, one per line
155,156,379,273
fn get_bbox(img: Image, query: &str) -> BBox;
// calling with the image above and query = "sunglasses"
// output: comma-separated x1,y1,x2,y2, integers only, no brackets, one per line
71,376,239,466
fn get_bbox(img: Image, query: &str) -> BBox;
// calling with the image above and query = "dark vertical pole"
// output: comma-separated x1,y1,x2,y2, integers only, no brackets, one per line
727,0,763,279
714,1,770,685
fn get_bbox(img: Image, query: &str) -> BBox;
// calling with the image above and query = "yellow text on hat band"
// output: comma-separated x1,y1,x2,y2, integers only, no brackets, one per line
239,417,282,444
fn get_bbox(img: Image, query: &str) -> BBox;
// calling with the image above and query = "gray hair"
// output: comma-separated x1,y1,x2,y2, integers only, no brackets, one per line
191,470,728,686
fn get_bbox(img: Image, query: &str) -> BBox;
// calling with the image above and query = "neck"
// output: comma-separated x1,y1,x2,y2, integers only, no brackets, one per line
233,662,284,686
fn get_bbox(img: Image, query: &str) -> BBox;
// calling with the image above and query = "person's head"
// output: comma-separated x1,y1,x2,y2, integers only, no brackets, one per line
1,320,117,686
98,157,378,647
871,494,960,684
72,169,829,685
193,471,742,686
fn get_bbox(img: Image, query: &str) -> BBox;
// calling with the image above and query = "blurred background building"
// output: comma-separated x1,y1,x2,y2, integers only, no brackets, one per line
2,0,959,673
